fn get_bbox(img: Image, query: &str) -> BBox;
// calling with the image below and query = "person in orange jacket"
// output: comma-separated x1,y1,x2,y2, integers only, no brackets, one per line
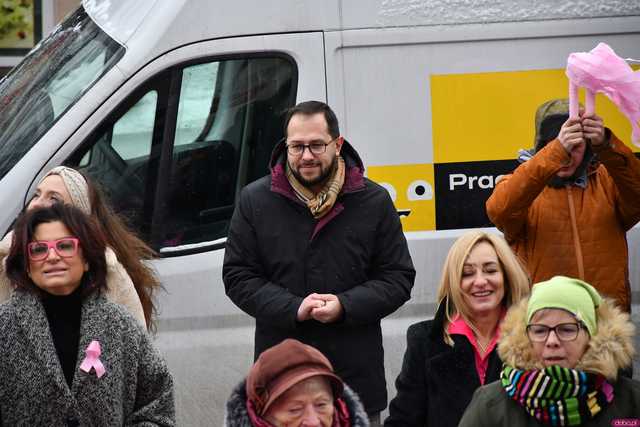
486,99,640,312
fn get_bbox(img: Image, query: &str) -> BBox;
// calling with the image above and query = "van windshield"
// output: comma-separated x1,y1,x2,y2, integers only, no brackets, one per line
0,6,124,180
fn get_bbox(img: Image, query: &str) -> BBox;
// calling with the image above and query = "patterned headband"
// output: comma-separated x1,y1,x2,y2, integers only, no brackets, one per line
40,166,91,215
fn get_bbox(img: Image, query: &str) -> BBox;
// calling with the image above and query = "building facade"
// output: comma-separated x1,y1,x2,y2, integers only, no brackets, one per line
0,0,79,77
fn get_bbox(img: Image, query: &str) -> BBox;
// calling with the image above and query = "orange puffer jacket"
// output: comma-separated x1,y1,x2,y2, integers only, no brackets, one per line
486,133,640,312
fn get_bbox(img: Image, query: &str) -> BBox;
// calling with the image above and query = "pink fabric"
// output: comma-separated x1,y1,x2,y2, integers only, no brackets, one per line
598,376,615,403
566,42,640,147
448,313,503,385
246,399,273,427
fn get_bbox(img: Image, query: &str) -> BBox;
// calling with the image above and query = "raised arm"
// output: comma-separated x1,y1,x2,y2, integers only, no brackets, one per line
487,144,571,241
487,117,583,240
589,126,640,230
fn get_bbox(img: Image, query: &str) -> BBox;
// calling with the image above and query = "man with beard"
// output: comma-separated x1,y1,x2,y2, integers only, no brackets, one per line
486,98,640,313
223,101,415,425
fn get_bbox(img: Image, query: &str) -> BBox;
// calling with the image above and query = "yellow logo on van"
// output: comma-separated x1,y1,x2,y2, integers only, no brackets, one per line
367,164,435,231
371,68,639,232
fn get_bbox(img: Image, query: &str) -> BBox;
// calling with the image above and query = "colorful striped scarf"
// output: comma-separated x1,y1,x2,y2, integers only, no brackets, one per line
501,365,614,426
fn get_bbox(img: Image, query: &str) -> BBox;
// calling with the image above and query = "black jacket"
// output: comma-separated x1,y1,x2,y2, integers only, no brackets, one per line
384,303,502,427
223,141,415,413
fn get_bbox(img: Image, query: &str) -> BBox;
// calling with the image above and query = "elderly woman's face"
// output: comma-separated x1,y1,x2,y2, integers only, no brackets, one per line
265,376,334,427
528,308,590,369
27,221,87,296
460,241,505,317
28,175,73,211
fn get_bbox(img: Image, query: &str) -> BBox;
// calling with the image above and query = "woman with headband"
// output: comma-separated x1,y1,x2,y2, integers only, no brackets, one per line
0,166,160,330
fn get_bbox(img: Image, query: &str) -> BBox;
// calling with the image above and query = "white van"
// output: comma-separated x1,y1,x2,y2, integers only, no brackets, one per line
1,0,639,422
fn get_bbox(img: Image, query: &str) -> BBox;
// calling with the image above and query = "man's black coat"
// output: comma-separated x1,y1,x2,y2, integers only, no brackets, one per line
223,141,415,413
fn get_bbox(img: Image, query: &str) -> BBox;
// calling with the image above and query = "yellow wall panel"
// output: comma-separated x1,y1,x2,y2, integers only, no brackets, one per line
431,69,639,163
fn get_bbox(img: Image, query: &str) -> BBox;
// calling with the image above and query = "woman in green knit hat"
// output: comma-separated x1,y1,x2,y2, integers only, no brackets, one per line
459,276,640,426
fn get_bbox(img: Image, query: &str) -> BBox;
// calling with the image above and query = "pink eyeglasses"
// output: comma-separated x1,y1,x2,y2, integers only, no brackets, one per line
27,237,80,261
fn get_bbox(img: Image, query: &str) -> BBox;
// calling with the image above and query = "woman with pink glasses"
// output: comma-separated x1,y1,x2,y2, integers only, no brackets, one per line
0,166,161,331
0,203,174,425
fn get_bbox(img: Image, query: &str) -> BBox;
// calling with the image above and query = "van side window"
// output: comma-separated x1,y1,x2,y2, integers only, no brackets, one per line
160,57,296,248
111,91,158,161
76,83,165,238
67,55,296,254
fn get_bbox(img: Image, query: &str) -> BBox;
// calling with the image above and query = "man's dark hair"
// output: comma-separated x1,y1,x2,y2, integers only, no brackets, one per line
283,101,340,139
6,203,108,297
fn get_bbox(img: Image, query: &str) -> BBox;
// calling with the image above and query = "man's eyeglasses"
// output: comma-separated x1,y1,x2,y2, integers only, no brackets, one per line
27,238,80,261
286,138,337,156
526,322,582,342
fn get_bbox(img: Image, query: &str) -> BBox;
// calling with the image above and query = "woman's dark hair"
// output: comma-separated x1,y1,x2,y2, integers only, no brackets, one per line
85,174,161,331
6,204,108,297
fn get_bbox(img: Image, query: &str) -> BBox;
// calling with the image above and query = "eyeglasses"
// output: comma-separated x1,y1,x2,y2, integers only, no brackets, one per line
286,138,337,156
526,323,582,342
27,238,80,261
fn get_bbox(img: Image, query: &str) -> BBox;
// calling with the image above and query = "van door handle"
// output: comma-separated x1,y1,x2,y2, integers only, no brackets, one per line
159,237,227,257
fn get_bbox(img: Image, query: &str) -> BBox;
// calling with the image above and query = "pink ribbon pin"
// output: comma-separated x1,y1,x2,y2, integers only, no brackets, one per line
79,340,106,378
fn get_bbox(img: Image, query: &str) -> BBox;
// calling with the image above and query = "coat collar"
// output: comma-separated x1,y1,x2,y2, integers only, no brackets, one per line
498,297,635,380
428,298,449,342
11,289,110,396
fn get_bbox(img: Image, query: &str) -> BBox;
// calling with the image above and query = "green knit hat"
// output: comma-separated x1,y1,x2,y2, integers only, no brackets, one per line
526,276,602,336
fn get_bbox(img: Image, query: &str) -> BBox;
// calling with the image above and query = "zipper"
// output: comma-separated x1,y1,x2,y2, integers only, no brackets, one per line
566,185,585,280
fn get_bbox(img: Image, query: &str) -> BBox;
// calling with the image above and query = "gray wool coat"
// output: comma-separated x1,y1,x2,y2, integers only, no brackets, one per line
0,290,175,426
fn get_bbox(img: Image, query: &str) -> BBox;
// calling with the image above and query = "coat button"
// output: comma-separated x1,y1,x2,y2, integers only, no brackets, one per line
66,417,79,427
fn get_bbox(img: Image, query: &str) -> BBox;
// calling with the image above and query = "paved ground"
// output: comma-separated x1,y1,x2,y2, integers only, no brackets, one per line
154,305,640,426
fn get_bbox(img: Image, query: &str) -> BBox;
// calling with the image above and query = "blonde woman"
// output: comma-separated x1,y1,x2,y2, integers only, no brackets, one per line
384,231,530,427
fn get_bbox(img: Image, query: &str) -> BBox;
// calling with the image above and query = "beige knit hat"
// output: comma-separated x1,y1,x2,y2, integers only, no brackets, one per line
533,98,570,147
40,166,91,215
